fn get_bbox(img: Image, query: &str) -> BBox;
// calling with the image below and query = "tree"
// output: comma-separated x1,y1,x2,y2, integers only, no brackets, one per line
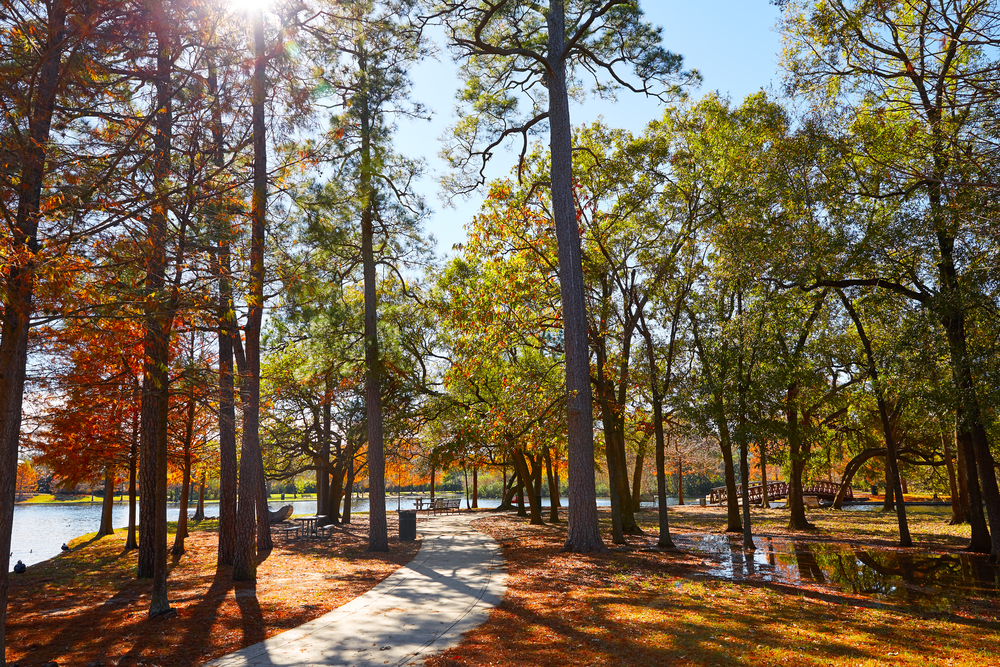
290,0,429,551
434,0,695,552
0,0,72,654
780,0,1000,557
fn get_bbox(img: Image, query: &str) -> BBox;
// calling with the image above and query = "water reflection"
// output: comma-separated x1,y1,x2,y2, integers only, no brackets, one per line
681,534,1000,601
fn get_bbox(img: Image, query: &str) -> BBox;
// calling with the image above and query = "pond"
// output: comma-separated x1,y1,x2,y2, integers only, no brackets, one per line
680,533,1000,604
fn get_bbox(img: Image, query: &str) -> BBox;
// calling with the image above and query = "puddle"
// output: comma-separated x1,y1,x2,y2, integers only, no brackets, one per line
679,534,1000,602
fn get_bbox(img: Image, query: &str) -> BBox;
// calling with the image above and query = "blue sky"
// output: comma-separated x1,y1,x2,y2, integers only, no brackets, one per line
398,2,785,255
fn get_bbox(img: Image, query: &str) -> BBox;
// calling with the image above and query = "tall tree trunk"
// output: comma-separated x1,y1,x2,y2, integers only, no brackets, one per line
546,2,602,553
932,173,1000,559
98,465,116,538
358,47,388,553
430,463,435,501
233,7,270,578
140,3,175,618
210,51,238,569
472,466,479,509
644,333,674,549
125,423,139,551
0,2,67,655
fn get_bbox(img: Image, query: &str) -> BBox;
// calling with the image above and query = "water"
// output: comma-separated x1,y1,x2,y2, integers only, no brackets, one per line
10,494,633,570
681,533,1000,602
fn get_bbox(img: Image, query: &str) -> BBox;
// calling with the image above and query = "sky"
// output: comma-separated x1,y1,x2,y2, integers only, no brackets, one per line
395,1,786,256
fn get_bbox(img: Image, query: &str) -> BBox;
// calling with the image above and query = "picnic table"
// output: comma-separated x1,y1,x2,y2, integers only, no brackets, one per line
293,515,329,538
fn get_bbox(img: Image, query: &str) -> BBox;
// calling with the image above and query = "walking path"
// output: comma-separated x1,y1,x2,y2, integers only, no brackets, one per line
207,513,506,667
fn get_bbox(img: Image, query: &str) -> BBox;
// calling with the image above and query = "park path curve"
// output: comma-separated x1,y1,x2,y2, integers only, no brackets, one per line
206,513,506,667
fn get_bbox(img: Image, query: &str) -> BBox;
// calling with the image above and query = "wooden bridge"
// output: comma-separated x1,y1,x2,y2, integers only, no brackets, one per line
708,481,851,505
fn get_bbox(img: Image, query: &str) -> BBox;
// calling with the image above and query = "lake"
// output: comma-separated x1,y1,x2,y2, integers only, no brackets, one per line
10,494,655,571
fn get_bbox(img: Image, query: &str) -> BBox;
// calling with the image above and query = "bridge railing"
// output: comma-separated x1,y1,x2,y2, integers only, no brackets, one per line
708,480,852,505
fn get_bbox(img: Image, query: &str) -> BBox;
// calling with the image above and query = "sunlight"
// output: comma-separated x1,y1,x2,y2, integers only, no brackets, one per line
231,0,271,16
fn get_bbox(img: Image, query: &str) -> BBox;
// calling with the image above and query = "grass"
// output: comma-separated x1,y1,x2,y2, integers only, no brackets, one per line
427,505,1000,667
7,515,419,667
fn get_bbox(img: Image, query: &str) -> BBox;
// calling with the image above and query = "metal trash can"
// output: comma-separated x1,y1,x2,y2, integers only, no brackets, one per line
398,509,417,541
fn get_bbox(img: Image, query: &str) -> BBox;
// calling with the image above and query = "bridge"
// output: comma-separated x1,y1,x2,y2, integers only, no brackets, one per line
708,481,851,506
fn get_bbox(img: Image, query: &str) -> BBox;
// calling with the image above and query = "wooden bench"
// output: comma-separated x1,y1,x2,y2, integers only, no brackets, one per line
432,498,461,514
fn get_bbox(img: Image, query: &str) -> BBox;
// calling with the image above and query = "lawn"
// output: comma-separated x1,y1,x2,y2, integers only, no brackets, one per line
427,505,1000,667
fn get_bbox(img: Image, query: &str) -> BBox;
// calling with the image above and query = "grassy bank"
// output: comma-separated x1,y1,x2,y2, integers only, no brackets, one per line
428,505,999,667
6,515,419,666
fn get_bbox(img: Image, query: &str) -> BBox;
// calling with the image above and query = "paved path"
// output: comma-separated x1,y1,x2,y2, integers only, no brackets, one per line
207,514,506,667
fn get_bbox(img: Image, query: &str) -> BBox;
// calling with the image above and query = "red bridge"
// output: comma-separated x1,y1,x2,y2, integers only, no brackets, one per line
708,481,851,505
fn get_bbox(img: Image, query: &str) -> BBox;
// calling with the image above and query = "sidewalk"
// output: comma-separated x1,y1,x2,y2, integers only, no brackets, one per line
207,513,506,667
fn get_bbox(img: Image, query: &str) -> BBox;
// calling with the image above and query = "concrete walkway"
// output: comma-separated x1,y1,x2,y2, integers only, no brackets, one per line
207,513,506,667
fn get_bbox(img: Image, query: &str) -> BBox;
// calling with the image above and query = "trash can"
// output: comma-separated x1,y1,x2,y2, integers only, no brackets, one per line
871,485,878,496
398,509,417,541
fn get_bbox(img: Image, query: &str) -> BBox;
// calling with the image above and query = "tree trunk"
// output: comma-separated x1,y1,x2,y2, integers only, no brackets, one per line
957,424,991,553
881,452,896,511
124,427,138,552
631,436,647,514
139,4,175,618
472,467,479,509
758,441,770,509
233,7,269,578
358,47,388,553
326,461,344,524
544,450,559,523
172,397,196,555
342,457,354,524
515,472,526,517
676,456,684,506
513,450,543,525
211,51,238,569
947,423,966,525
839,292,910,546
546,2,603,553
786,382,813,530
651,382,673,549
833,447,885,509
430,463,435,501
498,471,518,510
932,172,1000,559
97,465,116,538
193,469,206,522
0,2,67,655
719,415,742,533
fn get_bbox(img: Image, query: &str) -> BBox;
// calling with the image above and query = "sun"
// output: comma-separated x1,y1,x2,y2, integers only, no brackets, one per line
231,0,272,16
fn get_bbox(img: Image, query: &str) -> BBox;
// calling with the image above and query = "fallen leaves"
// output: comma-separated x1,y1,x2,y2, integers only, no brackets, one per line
7,517,419,667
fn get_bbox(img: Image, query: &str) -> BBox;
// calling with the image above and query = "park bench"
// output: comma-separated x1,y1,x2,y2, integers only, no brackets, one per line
432,498,461,514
